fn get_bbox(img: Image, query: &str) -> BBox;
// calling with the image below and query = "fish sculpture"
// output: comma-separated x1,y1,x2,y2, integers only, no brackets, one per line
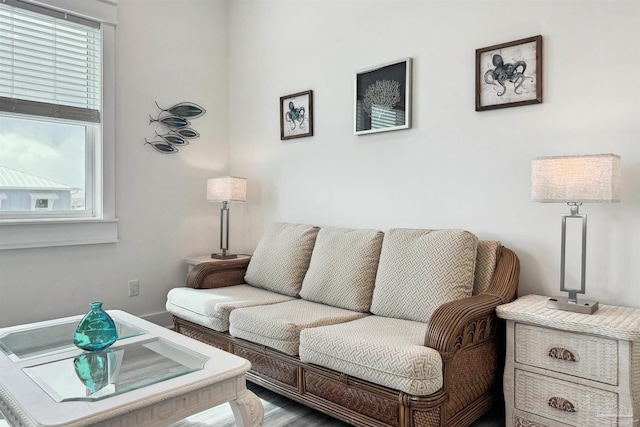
155,131,189,146
149,114,191,129
144,138,178,154
146,101,205,153
155,101,206,119
173,128,200,139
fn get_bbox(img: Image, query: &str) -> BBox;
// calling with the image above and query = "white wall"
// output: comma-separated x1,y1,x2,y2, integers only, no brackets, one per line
228,1,640,307
0,0,638,328
0,0,230,327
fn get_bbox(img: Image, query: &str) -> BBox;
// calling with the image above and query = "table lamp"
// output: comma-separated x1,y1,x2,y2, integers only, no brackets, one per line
206,176,247,259
531,153,621,314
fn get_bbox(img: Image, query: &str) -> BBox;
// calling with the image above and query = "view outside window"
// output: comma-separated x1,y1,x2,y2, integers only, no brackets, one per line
0,115,87,212
0,1,101,219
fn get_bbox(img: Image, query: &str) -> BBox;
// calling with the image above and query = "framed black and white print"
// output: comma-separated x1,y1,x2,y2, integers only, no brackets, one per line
476,35,542,111
280,90,313,140
354,58,411,135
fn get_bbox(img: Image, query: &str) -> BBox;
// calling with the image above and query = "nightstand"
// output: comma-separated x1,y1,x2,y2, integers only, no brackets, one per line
497,294,640,427
184,254,250,272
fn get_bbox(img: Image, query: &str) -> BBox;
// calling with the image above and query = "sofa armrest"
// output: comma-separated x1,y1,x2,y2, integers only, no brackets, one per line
425,246,520,358
186,257,251,289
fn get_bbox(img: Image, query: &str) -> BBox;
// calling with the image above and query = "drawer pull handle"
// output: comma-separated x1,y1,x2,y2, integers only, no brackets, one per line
548,347,576,361
548,397,576,413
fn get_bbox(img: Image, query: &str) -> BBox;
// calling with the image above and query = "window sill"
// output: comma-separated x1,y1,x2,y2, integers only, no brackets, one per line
0,218,118,250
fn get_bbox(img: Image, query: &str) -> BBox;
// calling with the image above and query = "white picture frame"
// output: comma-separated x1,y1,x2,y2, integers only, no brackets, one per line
354,58,412,136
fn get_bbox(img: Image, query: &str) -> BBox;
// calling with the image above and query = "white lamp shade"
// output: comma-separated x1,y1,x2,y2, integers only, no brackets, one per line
206,176,247,202
531,154,621,203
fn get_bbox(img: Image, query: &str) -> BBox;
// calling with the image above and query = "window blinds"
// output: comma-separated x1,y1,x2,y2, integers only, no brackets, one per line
0,0,101,123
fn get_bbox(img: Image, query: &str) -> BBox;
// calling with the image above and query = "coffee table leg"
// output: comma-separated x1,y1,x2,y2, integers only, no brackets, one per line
229,389,264,427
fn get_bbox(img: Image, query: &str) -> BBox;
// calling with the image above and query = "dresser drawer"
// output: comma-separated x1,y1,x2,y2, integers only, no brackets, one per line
515,323,618,385
513,409,572,427
515,370,617,427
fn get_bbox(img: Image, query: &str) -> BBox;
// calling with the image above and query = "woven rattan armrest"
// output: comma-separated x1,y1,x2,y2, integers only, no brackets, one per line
425,247,520,358
186,257,251,289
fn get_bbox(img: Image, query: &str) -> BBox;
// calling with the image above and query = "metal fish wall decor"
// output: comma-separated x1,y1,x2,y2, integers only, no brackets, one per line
144,138,179,154
149,115,190,129
155,131,189,146
155,101,206,119
173,128,200,139
146,101,206,154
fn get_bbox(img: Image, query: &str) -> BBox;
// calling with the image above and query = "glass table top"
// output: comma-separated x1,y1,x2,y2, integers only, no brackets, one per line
23,338,209,402
0,317,146,361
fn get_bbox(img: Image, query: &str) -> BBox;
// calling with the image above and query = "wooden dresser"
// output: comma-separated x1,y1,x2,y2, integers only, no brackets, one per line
497,294,640,427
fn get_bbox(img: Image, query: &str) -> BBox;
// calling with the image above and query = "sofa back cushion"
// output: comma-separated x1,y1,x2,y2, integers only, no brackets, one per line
473,240,501,295
370,228,478,323
244,222,320,296
299,227,384,312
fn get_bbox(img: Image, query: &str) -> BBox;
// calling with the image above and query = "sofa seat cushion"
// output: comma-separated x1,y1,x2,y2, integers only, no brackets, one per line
299,316,443,396
244,223,320,296
370,228,478,323
299,227,384,312
229,300,368,356
166,285,295,332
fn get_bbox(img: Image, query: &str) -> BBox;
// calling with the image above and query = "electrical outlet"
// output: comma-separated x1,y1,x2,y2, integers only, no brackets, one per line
128,280,139,297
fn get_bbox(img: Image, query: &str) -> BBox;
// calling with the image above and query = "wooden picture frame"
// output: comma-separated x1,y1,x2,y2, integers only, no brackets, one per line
280,90,313,140
476,35,542,111
354,58,411,135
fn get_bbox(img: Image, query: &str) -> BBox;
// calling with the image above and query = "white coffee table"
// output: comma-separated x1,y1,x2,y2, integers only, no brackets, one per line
0,310,264,427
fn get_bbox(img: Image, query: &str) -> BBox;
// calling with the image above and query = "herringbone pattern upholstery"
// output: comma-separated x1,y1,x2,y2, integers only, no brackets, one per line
244,223,319,296
229,299,368,355
166,285,295,331
299,315,443,395
370,228,478,323
473,240,501,295
299,227,384,312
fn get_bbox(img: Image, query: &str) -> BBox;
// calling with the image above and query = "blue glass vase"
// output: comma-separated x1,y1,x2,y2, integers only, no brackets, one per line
73,302,118,351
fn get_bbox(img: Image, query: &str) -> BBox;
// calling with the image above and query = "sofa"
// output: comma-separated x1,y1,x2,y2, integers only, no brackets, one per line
166,223,520,427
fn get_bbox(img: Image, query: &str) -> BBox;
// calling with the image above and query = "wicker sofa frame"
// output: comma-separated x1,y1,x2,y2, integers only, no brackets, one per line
172,246,519,427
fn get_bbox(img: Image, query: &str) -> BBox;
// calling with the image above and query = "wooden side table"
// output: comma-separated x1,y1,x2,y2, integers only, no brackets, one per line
185,254,250,273
497,294,640,427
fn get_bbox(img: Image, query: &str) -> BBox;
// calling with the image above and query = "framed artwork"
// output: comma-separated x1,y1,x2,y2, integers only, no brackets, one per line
280,90,313,140
354,58,411,135
476,35,542,111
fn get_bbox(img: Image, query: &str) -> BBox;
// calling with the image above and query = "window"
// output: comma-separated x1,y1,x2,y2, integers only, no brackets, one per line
0,0,99,219
0,0,117,249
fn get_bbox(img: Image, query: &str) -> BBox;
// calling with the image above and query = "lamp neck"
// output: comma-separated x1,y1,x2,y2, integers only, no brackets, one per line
567,202,582,216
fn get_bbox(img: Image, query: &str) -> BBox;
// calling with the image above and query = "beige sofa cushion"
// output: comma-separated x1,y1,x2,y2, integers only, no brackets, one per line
229,299,368,355
244,223,320,296
299,227,383,312
370,228,478,323
299,315,443,395
166,285,295,332
473,240,501,295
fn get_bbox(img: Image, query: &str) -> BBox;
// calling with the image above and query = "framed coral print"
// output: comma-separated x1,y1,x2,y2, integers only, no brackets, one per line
354,58,411,135
476,35,542,111
280,90,313,140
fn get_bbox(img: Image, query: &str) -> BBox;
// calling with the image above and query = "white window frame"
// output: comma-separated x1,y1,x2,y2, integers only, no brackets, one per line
0,0,118,250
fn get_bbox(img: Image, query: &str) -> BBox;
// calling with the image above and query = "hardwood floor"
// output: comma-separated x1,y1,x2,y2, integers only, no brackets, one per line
167,382,505,427
0,383,504,427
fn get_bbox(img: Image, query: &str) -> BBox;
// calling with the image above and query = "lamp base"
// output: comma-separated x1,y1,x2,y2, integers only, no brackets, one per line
211,253,238,260
546,296,599,314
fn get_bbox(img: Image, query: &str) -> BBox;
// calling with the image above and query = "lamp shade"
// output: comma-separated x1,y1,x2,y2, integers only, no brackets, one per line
531,154,621,203
206,176,247,202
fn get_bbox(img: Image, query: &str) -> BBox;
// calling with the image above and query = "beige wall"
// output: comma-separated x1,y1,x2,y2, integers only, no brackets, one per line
228,1,640,307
